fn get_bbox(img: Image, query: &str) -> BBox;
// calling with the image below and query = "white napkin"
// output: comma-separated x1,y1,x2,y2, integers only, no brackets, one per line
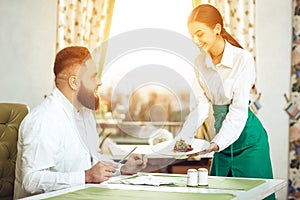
121,175,174,186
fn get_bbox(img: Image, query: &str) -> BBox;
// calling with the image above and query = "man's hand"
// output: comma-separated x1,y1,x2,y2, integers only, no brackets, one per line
188,142,219,158
121,153,148,175
85,161,118,183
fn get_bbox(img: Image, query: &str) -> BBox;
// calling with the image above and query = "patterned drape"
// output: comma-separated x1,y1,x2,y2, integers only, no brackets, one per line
192,0,255,55
56,0,115,53
288,1,300,199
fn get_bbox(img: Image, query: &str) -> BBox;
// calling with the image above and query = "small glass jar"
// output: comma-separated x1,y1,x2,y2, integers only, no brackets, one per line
187,169,198,186
198,168,208,186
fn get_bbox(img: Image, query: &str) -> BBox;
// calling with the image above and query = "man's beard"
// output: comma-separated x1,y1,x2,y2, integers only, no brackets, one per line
77,82,100,110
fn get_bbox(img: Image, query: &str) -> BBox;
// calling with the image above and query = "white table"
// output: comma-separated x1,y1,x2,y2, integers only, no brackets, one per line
20,173,287,200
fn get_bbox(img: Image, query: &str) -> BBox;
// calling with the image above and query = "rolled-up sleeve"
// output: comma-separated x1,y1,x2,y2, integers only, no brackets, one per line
176,76,210,142
23,171,85,195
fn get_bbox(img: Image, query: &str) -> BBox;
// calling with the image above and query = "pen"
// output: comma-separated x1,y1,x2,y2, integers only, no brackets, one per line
119,146,137,164
141,154,145,161
99,131,112,148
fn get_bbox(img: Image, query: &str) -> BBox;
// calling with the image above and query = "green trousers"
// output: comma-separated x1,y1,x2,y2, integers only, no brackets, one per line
210,105,275,200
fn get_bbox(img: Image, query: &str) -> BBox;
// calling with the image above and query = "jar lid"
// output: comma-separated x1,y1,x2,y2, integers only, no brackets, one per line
187,169,197,172
198,168,208,172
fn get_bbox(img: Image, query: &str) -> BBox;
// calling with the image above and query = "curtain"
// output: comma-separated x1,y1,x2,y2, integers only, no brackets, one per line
192,0,255,55
288,0,300,199
56,0,115,58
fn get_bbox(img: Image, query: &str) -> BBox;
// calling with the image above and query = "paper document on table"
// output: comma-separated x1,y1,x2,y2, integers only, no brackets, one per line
121,175,175,186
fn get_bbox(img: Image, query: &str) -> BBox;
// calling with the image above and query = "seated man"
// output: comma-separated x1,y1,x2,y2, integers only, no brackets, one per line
14,46,147,199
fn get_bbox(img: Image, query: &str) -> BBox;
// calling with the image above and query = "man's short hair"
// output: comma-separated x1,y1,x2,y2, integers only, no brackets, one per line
54,46,91,78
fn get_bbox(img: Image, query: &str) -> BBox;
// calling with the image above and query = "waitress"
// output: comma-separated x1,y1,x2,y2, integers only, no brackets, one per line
177,4,274,200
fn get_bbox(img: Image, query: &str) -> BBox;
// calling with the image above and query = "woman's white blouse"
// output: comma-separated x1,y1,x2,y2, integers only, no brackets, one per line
178,41,256,151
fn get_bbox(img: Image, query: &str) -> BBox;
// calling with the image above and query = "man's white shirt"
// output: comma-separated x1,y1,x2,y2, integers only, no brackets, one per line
14,88,119,199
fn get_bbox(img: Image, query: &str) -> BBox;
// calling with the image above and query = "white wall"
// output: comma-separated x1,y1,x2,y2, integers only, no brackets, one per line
0,0,57,109
256,0,292,199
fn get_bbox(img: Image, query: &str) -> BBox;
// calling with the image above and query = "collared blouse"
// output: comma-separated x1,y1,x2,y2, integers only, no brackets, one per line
178,41,256,152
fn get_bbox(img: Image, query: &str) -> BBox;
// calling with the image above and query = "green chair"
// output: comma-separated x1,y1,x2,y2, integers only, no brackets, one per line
0,103,28,200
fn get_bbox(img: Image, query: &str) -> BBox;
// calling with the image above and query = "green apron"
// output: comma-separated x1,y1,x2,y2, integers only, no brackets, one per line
210,104,275,200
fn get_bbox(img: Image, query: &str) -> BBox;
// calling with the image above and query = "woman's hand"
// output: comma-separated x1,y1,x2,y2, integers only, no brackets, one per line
201,142,219,154
188,142,219,158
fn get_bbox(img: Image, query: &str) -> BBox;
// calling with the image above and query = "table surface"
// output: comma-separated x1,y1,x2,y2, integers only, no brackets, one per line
97,120,183,126
20,173,287,200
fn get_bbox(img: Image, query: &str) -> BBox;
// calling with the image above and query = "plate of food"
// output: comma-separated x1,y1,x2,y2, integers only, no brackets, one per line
151,138,210,157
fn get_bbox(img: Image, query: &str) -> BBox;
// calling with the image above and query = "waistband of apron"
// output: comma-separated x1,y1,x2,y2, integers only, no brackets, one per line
212,104,230,113
212,102,251,113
